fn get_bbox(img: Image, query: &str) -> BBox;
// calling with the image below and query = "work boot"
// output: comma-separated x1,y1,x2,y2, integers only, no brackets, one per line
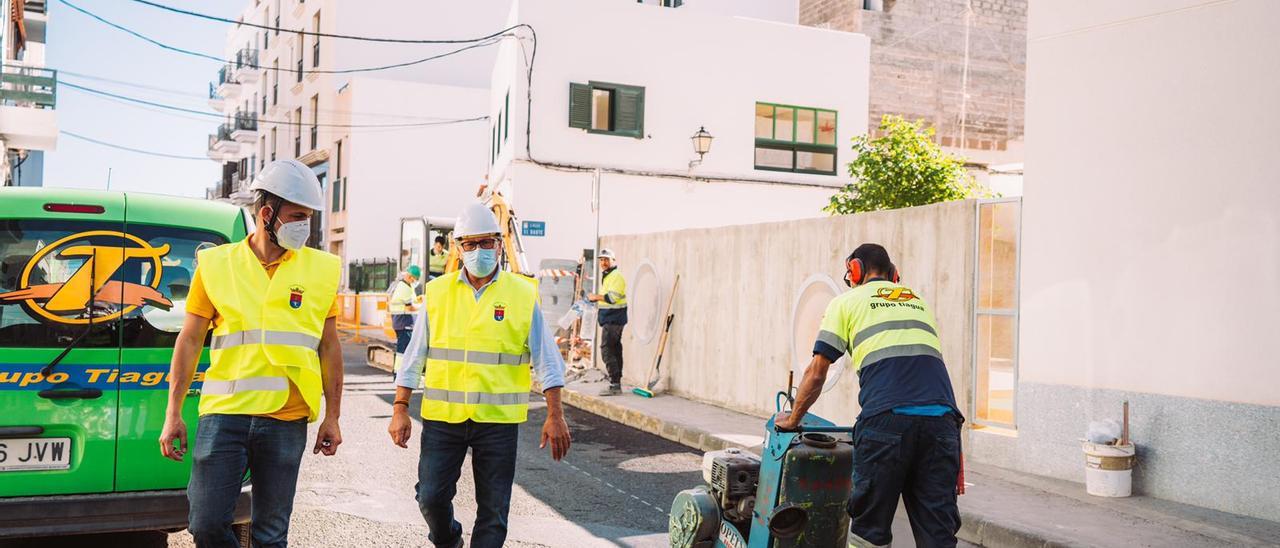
598,384,621,396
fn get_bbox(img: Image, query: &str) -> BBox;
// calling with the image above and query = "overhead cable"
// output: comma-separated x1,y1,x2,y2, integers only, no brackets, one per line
60,130,209,161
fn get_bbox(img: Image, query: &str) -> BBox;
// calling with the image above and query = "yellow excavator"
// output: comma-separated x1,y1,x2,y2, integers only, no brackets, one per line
365,192,534,371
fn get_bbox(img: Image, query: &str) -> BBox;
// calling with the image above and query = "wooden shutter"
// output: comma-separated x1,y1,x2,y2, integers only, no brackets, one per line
613,85,645,138
569,83,592,129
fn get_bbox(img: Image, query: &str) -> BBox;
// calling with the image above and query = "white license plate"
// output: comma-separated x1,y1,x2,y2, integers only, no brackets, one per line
0,437,72,471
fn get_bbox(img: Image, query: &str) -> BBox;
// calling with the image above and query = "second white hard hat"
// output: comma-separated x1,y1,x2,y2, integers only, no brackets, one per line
599,248,617,260
455,202,502,239
249,159,325,211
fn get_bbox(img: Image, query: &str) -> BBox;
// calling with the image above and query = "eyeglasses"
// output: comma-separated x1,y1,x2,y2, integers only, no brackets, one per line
459,239,498,252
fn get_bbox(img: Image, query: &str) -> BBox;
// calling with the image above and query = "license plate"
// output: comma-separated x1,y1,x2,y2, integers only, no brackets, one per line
0,438,72,471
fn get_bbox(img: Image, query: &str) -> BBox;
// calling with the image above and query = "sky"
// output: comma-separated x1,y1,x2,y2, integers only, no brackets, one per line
43,1,248,198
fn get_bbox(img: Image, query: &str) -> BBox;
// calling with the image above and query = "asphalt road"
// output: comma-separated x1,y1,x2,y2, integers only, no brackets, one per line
6,338,974,547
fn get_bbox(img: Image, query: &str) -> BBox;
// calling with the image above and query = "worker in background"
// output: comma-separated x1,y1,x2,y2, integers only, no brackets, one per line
389,265,422,374
774,243,962,548
388,202,571,548
587,249,627,396
428,235,448,279
159,159,345,547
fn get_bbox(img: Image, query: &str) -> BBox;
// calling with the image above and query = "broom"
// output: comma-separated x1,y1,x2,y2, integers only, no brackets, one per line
634,275,679,398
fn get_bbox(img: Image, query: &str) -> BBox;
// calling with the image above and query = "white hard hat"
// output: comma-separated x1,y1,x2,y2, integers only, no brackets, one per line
455,202,502,239
249,159,324,211
599,248,617,260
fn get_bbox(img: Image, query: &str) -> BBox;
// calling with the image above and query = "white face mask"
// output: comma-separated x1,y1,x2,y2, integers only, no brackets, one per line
273,219,311,250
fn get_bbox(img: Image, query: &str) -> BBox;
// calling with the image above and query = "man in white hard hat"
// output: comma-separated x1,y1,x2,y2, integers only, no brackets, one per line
389,201,571,548
587,248,628,396
160,159,345,547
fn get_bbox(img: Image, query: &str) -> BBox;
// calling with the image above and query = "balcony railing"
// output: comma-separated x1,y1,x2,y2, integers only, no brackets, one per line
0,65,56,109
208,123,234,148
208,82,218,100
218,65,232,86
235,111,258,132
235,49,259,71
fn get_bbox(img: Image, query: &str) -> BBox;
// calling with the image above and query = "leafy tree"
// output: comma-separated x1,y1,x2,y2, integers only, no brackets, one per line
825,115,986,215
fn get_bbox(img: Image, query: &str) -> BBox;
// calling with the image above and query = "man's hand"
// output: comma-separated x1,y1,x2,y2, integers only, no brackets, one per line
313,418,342,456
540,415,571,461
586,294,603,303
158,417,188,462
388,408,412,448
773,411,801,432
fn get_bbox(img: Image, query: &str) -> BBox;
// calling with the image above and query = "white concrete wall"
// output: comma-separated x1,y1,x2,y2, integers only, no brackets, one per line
1022,0,1280,410
343,78,489,262
985,0,1280,519
492,0,869,186
635,0,798,23
602,201,976,423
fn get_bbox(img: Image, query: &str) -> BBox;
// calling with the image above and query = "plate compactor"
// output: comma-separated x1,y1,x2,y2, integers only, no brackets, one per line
669,392,855,547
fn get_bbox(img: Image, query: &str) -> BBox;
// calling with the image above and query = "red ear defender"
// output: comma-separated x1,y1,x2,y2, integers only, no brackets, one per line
891,264,901,284
845,257,864,288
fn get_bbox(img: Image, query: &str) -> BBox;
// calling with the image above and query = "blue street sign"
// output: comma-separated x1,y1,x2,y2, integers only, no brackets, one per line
521,220,546,237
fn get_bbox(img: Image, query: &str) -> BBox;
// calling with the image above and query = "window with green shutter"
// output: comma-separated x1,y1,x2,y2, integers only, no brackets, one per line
569,81,645,138
754,102,838,175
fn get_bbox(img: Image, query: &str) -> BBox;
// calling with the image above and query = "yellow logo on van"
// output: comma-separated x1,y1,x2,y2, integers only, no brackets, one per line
0,230,173,325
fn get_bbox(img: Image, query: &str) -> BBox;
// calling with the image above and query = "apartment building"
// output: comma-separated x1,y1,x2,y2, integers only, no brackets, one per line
1,0,56,187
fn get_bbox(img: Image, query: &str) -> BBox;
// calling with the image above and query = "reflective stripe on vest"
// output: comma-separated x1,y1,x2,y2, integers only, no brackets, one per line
422,271,537,424
196,241,340,422
211,330,321,351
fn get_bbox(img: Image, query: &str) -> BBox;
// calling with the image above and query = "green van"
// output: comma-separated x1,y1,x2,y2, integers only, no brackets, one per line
0,188,251,540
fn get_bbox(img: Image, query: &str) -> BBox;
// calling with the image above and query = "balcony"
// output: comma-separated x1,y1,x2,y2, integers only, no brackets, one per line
0,65,58,150
231,49,262,84
206,123,239,161
215,65,240,99
208,82,225,112
232,111,258,143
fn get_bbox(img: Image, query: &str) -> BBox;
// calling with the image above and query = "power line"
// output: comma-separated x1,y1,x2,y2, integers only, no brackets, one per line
60,130,209,161
128,0,532,45
58,0,510,76
59,80,489,129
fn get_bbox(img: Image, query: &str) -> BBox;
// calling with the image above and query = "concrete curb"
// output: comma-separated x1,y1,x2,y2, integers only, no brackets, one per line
958,513,1076,548
541,382,752,454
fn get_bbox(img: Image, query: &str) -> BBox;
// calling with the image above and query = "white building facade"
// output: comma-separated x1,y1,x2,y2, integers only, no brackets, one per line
967,0,1280,520
1,0,56,187
488,0,870,267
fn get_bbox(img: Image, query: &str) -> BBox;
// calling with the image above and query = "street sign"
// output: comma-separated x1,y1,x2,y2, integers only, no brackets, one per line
522,220,546,237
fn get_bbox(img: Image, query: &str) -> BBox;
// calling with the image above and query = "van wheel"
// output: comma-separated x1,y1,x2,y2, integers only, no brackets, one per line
232,522,251,548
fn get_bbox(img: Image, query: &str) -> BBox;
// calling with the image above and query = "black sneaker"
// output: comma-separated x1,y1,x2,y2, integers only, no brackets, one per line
598,384,622,396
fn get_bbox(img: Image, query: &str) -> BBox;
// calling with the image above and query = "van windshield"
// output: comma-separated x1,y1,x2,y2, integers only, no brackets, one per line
0,219,226,349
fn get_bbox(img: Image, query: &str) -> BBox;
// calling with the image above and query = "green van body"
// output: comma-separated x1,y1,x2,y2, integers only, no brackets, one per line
0,188,252,538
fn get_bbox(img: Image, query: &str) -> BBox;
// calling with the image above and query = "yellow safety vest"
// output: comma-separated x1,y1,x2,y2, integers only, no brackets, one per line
818,280,943,373
388,280,415,315
422,272,536,424
599,269,627,309
428,250,448,275
197,241,340,422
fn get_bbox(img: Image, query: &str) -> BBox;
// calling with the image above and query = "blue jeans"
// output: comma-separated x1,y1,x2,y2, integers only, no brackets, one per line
415,420,519,548
849,412,962,547
188,414,308,548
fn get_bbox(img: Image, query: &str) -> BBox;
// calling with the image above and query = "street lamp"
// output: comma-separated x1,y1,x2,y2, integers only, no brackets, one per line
689,126,714,169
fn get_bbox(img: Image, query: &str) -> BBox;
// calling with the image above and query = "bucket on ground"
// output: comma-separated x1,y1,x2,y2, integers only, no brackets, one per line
1082,441,1135,497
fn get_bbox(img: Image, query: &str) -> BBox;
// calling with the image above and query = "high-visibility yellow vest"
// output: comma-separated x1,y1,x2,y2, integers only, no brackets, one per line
197,241,340,422
388,280,415,315
428,251,448,275
422,272,536,424
818,280,943,373
599,269,627,309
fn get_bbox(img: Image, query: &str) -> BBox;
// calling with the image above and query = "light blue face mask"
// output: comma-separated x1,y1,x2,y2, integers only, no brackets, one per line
463,248,498,278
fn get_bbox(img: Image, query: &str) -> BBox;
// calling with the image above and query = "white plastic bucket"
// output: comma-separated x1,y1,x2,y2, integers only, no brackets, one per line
1082,442,1135,497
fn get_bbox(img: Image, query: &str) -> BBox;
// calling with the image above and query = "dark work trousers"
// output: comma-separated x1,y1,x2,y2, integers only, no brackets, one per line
415,419,519,548
849,412,962,547
600,324,625,386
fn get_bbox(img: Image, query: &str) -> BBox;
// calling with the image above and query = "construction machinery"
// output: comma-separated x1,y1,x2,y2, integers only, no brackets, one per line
366,192,535,370
669,388,855,547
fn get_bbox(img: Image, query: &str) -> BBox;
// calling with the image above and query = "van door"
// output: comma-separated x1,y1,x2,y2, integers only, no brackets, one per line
0,194,126,496
114,219,229,491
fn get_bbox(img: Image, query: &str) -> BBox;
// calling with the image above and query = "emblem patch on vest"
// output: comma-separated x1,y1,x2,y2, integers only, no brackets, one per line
493,302,506,322
289,285,305,309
